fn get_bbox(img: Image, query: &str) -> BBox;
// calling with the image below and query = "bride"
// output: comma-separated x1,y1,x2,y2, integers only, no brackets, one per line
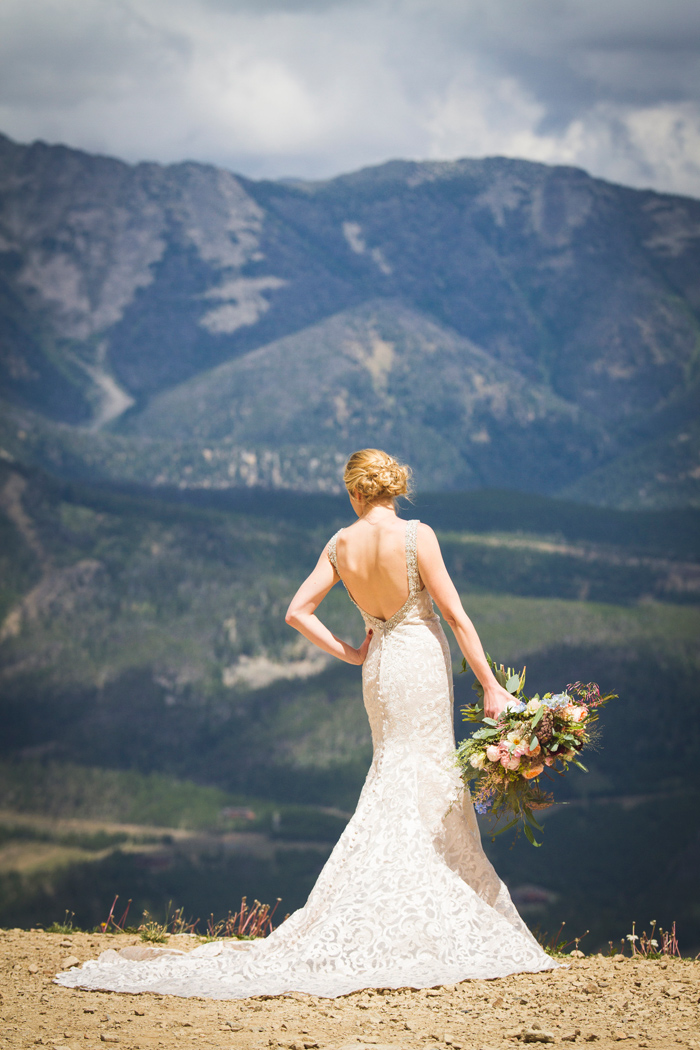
56,448,556,999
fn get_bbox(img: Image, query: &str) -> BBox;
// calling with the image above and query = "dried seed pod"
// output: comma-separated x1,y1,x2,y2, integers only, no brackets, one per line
537,710,554,744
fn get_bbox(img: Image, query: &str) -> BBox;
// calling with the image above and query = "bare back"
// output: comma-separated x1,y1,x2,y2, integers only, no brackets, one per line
333,517,424,622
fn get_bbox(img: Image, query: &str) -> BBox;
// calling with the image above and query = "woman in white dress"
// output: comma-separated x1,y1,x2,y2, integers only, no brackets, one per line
56,449,556,999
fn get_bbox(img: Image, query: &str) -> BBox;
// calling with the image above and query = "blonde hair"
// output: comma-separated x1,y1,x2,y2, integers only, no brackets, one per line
343,448,412,503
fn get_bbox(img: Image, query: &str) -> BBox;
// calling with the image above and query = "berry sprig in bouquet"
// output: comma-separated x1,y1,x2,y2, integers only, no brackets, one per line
455,656,616,846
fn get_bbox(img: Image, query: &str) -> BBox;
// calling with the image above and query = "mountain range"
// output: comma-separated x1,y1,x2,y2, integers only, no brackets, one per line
1,132,699,507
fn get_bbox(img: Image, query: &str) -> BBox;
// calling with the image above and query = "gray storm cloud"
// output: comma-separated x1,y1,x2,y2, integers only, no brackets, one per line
0,0,698,194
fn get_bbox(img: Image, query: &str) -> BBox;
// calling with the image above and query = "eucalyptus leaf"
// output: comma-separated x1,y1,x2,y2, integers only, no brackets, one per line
523,823,542,847
506,674,520,693
524,807,544,831
472,728,499,740
531,705,544,728
492,816,520,837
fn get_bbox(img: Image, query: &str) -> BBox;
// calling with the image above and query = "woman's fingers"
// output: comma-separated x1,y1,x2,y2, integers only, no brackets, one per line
356,628,373,663
484,683,511,719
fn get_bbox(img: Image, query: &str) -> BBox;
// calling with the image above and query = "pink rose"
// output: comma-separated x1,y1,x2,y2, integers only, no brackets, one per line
501,753,521,770
486,744,501,763
564,704,587,723
544,755,555,766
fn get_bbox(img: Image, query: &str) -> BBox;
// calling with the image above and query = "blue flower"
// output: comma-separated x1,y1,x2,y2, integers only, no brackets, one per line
505,699,526,714
546,692,570,708
474,800,492,814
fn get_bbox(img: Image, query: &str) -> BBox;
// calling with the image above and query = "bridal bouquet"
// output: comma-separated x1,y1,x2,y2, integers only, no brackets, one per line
454,656,615,846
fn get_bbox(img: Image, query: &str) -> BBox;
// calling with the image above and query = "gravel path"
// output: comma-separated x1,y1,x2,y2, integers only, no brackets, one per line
1,929,698,1050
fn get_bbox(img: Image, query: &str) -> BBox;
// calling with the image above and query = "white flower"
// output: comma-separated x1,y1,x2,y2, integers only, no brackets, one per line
469,752,486,770
525,698,541,715
650,939,658,947
505,728,529,753
626,934,638,942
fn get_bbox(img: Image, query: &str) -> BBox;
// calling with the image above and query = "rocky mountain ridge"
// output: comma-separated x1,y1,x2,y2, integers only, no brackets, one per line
1,132,699,505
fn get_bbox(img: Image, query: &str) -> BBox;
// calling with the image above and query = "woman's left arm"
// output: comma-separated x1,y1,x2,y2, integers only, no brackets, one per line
416,523,513,719
285,545,372,665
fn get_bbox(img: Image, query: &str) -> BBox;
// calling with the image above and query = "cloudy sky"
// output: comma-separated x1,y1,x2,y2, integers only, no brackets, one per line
1,0,699,196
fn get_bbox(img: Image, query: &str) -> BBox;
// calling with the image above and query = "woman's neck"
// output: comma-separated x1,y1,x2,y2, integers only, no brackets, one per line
360,500,397,525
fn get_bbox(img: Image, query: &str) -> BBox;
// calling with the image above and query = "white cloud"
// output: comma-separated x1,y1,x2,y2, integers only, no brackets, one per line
0,0,698,196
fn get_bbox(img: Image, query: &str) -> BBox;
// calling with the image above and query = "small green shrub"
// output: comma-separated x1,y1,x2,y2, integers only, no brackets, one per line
47,910,77,934
138,913,168,943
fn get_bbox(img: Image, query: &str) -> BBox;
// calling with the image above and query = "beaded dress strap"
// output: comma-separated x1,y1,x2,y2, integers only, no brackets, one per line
406,519,420,594
327,529,343,572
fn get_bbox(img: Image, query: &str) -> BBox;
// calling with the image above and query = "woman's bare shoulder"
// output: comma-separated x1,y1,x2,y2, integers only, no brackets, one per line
416,521,439,544
415,523,444,567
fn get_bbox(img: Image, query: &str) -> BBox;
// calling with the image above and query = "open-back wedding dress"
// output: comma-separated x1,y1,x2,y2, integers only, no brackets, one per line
56,519,556,999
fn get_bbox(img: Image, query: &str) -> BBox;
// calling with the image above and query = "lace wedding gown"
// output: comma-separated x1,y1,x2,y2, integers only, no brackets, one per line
56,519,556,999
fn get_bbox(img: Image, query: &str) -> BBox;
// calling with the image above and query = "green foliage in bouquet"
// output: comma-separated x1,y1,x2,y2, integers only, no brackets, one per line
455,655,616,846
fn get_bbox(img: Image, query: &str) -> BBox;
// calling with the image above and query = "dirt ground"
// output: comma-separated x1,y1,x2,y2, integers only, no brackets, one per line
1,929,698,1050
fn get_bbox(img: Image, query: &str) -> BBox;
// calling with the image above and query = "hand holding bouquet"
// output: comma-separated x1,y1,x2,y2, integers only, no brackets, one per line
455,656,616,846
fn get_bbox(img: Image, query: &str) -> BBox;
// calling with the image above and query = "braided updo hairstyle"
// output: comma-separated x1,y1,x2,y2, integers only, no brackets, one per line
343,448,412,504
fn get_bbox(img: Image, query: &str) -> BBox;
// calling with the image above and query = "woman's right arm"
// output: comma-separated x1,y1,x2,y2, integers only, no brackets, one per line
416,523,512,719
285,545,372,665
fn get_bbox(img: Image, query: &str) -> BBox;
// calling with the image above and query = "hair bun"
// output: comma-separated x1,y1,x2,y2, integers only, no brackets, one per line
343,449,412,502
